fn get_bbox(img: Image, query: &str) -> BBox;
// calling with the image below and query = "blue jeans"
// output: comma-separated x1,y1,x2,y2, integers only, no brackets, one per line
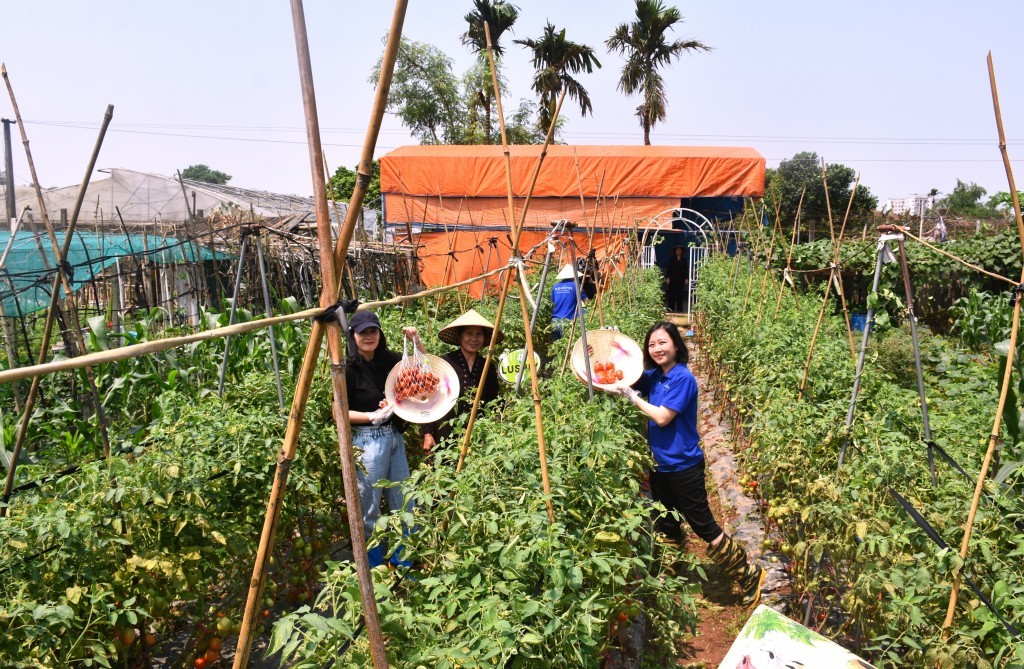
353,423,411,542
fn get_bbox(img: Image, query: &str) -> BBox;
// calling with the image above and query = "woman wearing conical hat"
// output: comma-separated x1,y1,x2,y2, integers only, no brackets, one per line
421,309,503,453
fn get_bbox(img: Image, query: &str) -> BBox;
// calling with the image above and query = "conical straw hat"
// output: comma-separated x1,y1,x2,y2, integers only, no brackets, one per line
437,309,503,346
555,264,576,281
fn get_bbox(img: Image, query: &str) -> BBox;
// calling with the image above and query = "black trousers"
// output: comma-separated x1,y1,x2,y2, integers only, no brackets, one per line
649,460,723,544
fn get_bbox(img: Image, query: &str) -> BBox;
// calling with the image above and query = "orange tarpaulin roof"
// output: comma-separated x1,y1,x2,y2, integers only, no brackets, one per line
380,144,764,199
383,194,681,230
394,227,628,299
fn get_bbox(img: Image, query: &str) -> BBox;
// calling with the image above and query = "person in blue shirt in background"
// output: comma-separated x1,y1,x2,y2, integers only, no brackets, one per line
550,264,588,342
603,321,766,608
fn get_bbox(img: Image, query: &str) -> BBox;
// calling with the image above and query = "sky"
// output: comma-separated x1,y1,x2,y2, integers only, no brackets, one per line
2,1,1023,207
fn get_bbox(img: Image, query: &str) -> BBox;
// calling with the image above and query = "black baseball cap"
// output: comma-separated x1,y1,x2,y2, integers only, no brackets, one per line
348,310,381,334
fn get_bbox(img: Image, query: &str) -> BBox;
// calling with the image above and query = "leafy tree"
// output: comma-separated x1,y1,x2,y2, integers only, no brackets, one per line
765,151,878,240
606,0,709,145
181,164,231,184
373,36,548,146
329,161,381,210
504,100,550,144
988,190,1024,217
515,23,601,130
376,38,465,145
940,179,992,218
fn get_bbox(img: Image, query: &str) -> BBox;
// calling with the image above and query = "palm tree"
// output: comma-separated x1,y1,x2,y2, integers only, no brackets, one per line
461,0,520,143
606,0,710,145
515,23,601,131
461,0,519,56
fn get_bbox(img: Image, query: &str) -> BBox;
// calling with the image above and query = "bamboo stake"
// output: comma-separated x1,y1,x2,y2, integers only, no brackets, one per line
571,152,605,326
775,188,804,319
741,201,766,315
433,187,458,321
0,103,113,515
0,265,506,388
799,169,861,392
754,193,783,326
559,314,578,377
898,224,1015,286
232,3,408,666
830,170,861,362
455,22,562,525
2,65,111,456
941,51,1024,638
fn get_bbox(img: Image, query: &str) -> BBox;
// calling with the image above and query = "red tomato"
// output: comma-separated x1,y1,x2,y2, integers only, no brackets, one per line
119,627,137,646
194,658,207,669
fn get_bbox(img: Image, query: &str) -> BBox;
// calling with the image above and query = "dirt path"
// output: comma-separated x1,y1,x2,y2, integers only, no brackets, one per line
671,328,789,668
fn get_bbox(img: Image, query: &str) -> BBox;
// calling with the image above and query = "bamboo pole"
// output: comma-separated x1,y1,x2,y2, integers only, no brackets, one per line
830,169,861,362
941,51,1024,638
2,65,111,454
0,267,504,387
0,103,114,515
454,22,562,525
433,188,459,320
571,151,605,327
799,169,861,392
232,3,408,666
754,193,783,326
741,201,766,315
774,188,804,319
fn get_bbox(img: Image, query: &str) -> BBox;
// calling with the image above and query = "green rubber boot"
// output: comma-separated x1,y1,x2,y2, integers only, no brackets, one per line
706,535,766,609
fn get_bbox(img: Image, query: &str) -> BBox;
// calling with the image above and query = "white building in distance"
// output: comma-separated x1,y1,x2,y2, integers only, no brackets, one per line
884,194,934,216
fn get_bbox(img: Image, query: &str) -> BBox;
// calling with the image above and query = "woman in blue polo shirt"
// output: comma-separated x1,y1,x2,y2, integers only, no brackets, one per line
609,321,765,608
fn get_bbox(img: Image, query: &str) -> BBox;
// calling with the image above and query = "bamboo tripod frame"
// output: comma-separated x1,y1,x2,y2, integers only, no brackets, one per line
798,167,861,394
453,22,564,526
232,1,409,665
774,188,804,319
0,98,114,517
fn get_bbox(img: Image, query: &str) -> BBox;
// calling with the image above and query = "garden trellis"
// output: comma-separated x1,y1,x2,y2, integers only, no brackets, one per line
691,53,1024,665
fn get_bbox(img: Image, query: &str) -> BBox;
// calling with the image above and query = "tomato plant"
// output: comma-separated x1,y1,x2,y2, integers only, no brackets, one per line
695,256,1024,667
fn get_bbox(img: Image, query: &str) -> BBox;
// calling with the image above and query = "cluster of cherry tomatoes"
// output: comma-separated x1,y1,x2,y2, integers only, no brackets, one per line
591,360,624,385
394,365,440,401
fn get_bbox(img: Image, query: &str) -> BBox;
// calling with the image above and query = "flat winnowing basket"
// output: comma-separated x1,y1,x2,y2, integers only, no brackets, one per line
571,329,644,387
385,354,461,424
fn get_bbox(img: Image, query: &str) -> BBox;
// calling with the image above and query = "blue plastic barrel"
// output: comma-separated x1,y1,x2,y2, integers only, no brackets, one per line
850,312,868,332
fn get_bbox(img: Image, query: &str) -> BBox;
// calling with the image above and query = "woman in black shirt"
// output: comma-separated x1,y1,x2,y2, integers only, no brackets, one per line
421,309,502,452
345,310,421,567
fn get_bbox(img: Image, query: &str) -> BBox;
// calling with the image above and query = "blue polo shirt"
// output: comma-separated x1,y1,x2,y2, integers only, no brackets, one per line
636,363,701,472
551,280,588,319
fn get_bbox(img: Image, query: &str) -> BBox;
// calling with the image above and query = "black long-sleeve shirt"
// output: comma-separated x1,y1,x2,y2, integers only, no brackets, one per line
345,349,402,416
422,349,499,442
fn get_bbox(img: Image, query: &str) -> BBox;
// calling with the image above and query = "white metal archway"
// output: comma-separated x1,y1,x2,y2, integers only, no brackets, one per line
639,207,726,315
